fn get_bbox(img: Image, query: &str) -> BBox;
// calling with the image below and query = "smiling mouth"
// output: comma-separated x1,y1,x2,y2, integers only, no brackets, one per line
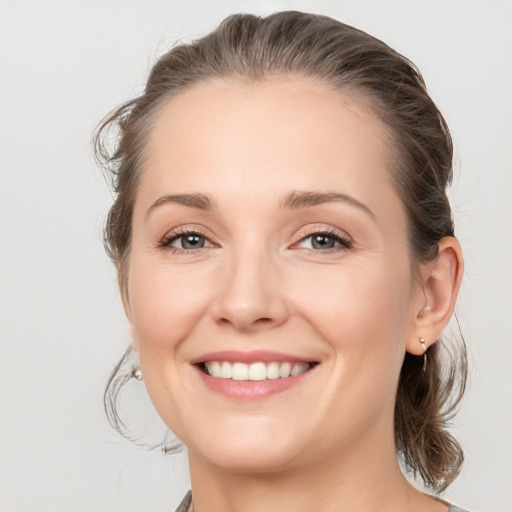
200,361,314,380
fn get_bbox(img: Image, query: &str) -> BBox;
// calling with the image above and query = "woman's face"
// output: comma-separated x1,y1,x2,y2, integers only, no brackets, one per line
126,77,424,472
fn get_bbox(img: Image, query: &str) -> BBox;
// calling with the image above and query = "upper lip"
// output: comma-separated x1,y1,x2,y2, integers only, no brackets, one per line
190,350,316,365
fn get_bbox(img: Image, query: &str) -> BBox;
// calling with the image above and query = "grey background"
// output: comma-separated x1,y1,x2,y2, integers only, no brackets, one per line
1,0,511,510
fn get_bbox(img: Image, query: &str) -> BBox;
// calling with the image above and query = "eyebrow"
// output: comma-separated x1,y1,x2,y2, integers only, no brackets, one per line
281,190,375,219
146,190,375,219
146,193,214,217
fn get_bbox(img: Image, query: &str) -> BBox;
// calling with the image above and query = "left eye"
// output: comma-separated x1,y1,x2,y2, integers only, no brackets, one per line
175,234,206,249
297,233,351,250
162,232,213,250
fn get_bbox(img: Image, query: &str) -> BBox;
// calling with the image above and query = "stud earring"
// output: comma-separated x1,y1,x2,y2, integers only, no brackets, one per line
419,337,428,371
133,368,143,381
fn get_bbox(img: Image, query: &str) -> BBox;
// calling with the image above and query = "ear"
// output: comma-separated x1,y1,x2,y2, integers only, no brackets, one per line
118,272,139,350
406,237,464,355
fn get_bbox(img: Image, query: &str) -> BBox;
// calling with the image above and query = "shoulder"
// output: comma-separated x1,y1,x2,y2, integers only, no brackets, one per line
448,504,470,512
425,493,470,512
173,492,471,512
175,490,192,512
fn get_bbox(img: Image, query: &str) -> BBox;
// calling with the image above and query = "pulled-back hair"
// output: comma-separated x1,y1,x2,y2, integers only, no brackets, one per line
95,11,467,492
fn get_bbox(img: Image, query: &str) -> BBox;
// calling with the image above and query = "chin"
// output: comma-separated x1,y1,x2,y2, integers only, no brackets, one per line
185,419,308,474
196,444,301,474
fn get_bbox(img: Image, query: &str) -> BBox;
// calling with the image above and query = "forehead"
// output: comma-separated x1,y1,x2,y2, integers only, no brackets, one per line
138,76,399,220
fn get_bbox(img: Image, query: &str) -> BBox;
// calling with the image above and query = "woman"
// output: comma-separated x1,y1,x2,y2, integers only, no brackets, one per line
95,11,468,512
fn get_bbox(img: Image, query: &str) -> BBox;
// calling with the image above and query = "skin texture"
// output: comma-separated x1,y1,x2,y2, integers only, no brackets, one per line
124,77,462,512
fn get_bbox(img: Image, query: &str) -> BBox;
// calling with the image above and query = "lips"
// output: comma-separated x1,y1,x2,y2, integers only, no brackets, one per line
191,351,317,399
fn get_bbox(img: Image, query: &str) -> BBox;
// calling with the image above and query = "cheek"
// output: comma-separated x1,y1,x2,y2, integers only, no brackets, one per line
291,260,412,343
125,260,218,432
127,260,215,350
289,258,413,428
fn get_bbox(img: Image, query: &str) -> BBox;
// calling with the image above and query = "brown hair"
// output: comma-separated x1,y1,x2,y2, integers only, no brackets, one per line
95,11,467,492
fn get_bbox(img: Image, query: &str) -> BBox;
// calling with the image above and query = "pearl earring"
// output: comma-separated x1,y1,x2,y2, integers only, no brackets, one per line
419,338,428,371
133,368,143,381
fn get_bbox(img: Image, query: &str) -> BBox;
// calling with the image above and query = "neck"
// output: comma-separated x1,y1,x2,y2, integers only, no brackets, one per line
187,428,428,512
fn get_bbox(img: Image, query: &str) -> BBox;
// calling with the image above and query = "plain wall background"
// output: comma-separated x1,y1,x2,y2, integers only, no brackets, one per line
1,1,511,510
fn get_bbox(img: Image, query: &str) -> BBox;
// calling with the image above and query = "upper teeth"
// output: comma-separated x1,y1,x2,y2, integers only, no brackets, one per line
204,361,310,380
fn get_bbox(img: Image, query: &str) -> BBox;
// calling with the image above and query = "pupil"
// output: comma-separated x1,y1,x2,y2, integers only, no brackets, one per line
183,235,204,249
312,235,334,249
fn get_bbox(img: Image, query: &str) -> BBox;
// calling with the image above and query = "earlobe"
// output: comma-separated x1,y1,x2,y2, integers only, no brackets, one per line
406,237,464,355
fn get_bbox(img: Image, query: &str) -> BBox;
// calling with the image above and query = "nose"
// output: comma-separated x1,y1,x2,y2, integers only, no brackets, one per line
210,249,289,333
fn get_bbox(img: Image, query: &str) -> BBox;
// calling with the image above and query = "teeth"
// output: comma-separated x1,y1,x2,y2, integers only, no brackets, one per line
266,362,280,379
248,362,267,381
211,361,221,376
291,363,309,376
279,362,291,378
232,362,249,381
220,361,232,378
204,361,311,380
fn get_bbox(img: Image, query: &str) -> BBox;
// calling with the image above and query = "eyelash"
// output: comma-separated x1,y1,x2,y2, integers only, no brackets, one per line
158,227,352,254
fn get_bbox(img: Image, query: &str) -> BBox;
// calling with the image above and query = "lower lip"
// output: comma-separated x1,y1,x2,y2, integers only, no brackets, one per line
195,366,313,400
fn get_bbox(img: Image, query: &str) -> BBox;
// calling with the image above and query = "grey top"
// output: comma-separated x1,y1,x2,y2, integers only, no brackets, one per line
175,491,192,512
175,491,469,511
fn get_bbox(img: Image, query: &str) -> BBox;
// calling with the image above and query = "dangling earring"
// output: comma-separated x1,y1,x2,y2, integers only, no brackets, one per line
419,337,428,371
132,367,143,381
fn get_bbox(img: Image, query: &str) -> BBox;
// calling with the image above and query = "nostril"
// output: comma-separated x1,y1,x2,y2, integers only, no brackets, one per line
216,315,277,333
218,316,273,326
256,317,272,324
